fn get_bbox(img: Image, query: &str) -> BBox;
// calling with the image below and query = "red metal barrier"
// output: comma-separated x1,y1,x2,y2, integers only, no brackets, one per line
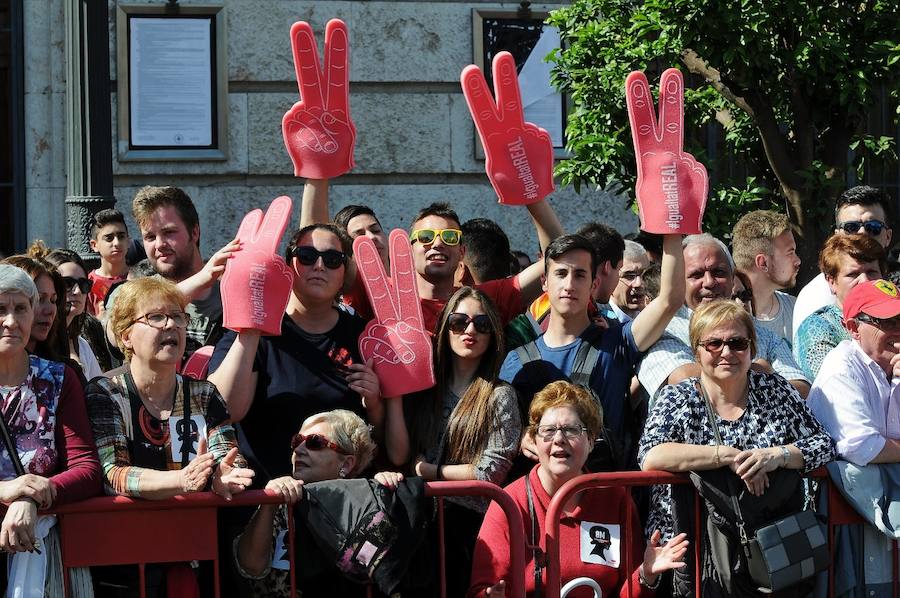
543,470,701,598
41,480,526,598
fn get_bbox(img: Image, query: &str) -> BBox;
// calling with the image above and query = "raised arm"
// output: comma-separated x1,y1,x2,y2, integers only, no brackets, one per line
299,178,330,228
207,331,262,422
631,234,685,351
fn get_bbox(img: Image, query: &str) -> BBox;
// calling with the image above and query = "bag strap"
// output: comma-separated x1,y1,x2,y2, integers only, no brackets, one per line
525,474,543,598
179,376,193,467
515,341,543,366
697,381,752,551
0,404,26,477
571,330,601,388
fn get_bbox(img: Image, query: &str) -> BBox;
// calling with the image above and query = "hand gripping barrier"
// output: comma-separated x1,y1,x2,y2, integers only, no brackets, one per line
36,481,526,598
542,468,900,598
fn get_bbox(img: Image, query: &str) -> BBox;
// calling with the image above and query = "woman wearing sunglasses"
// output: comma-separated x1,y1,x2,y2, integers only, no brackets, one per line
638,300,833,593
234,409,376,596
470,381,689,597
394,287,521,596
208,223,391,485
43,248,114,378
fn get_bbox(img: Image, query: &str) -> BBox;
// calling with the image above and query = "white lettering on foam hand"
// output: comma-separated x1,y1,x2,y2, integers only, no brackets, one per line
660,163,682,230
507,137,539,200
249,264,268,324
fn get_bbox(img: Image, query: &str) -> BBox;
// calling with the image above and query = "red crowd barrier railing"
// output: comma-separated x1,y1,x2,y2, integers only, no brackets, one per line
41,480,526,598
542,468,900,598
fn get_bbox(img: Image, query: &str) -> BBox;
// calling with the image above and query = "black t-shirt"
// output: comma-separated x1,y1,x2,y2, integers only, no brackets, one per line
209,309,366,483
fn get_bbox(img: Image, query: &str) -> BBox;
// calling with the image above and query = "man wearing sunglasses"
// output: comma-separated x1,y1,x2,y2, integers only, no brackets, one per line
732,210,801,345
794,186,894,338
637,234,810,400
808,280,900,467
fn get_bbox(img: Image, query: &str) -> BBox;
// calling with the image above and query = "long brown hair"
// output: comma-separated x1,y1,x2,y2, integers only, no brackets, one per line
2,249,68,362
408,287,507,466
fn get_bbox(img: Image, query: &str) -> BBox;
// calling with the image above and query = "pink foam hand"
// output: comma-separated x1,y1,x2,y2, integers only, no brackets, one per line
461,51,554,205
221,196,294,335
282,19,356,179
355,229,435,397
180,346,214,380
625,68,708,234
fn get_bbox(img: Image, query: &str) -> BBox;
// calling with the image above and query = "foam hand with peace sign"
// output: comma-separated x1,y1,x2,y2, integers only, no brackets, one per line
461,51,554,205
355,230,435,397
221,196,294,335
625,68,707,234
282,19,356,179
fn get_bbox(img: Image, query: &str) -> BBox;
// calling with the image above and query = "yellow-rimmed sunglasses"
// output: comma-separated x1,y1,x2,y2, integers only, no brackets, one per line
409,228,462,246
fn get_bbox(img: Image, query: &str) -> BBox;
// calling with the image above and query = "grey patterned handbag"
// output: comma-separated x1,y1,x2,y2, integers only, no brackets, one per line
698,384,828,593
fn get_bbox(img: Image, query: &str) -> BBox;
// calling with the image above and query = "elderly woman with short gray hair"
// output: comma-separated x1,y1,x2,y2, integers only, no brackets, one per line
0,264,102,590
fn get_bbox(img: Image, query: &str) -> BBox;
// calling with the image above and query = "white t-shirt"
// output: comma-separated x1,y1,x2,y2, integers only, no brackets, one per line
792,273,836,339
77,336,103,381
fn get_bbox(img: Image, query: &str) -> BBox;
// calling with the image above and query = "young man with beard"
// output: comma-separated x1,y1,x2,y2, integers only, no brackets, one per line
500,232,684,462
732,210,801,344
637,234,809,401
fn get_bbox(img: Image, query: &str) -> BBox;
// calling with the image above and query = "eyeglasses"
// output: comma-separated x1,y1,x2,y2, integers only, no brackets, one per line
697,336,751,353
837,220,887,236
854,313,900,332
409,228,461,246
732,289,753,303
291,246,347,269
447,312,492,334
131,311,191,329
290,432,350,455
62,277,93,294
619,270,645,285
535,424,588,442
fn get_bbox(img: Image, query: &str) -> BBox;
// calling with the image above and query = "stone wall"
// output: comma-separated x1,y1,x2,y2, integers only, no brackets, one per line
25,0,639,257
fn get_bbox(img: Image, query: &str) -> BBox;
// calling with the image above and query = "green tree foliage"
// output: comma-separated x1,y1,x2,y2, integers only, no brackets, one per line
548,0,898,263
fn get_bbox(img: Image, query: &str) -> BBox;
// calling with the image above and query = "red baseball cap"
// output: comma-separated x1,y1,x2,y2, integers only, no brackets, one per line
843,279,900,321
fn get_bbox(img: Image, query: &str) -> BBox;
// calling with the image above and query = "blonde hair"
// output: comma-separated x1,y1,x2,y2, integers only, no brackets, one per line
731,210,792,271
689,300,757,359
302,410,376,476
108,278,188,360
527,381,602,441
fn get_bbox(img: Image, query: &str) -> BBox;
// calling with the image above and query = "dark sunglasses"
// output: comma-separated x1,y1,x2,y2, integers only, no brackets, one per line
292,246,347,269
62,276,93,294
837,220,887,236
447,312,492,334
409,228,461,246
697,336,751,353
290,432,350,455
854,313,900,332
732,289,753,303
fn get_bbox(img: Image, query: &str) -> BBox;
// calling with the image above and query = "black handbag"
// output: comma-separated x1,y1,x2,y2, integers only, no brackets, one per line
697,383,828,593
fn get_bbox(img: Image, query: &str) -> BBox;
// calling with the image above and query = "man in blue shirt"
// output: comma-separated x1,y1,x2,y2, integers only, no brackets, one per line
500,232,684,462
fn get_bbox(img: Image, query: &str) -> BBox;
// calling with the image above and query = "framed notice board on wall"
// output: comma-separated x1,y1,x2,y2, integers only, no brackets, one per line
116,4,228,161
473,7,567,159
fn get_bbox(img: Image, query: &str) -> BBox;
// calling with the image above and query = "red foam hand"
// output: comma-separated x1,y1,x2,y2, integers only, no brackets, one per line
461,51,554,205
221,196,294,335
181,346,214,380
355,230,435,397
625,68,708,234
282,19,356,179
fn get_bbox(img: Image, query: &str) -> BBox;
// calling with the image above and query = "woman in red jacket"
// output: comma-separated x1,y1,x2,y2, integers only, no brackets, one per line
468,381,688,597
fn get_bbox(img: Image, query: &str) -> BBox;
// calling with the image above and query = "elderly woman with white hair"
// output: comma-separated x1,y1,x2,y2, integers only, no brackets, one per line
0,264,102,591
235,408,377,597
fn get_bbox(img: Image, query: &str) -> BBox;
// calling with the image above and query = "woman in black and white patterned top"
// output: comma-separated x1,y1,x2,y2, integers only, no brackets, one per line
638,300,833,541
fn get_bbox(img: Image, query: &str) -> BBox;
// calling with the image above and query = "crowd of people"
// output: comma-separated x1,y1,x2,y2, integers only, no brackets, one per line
0,180,896,596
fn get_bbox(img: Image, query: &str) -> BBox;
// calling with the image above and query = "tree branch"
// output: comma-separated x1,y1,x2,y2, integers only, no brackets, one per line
680,49,755,117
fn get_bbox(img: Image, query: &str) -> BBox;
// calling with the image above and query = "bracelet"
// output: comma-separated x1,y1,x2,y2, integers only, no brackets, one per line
639,567,661,589
714,445,721,467
780,445,790,467
435,464,444,481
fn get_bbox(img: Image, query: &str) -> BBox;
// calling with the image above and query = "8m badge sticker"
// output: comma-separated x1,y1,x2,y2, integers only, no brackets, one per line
580,522,620,567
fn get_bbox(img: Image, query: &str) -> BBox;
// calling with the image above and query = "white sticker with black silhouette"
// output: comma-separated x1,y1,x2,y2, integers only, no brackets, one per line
272,529,291,570
169,414,207,463
580,522,620,567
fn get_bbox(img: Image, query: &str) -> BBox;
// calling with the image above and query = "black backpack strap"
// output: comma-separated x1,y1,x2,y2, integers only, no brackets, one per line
515,340,543,366
571,325,603,388
525,475,543,598
178,375,193,467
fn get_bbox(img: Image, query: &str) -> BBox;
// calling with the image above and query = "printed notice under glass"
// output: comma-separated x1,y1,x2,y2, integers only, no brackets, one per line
129,17,214,147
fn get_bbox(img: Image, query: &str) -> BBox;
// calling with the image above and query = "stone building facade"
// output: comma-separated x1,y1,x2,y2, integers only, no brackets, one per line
23,0,637,259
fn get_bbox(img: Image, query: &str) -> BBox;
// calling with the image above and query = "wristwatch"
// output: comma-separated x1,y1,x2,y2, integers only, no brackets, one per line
780,445,790,467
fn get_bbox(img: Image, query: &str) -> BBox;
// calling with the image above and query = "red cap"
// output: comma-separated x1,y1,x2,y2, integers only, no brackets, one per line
843,280,900,321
